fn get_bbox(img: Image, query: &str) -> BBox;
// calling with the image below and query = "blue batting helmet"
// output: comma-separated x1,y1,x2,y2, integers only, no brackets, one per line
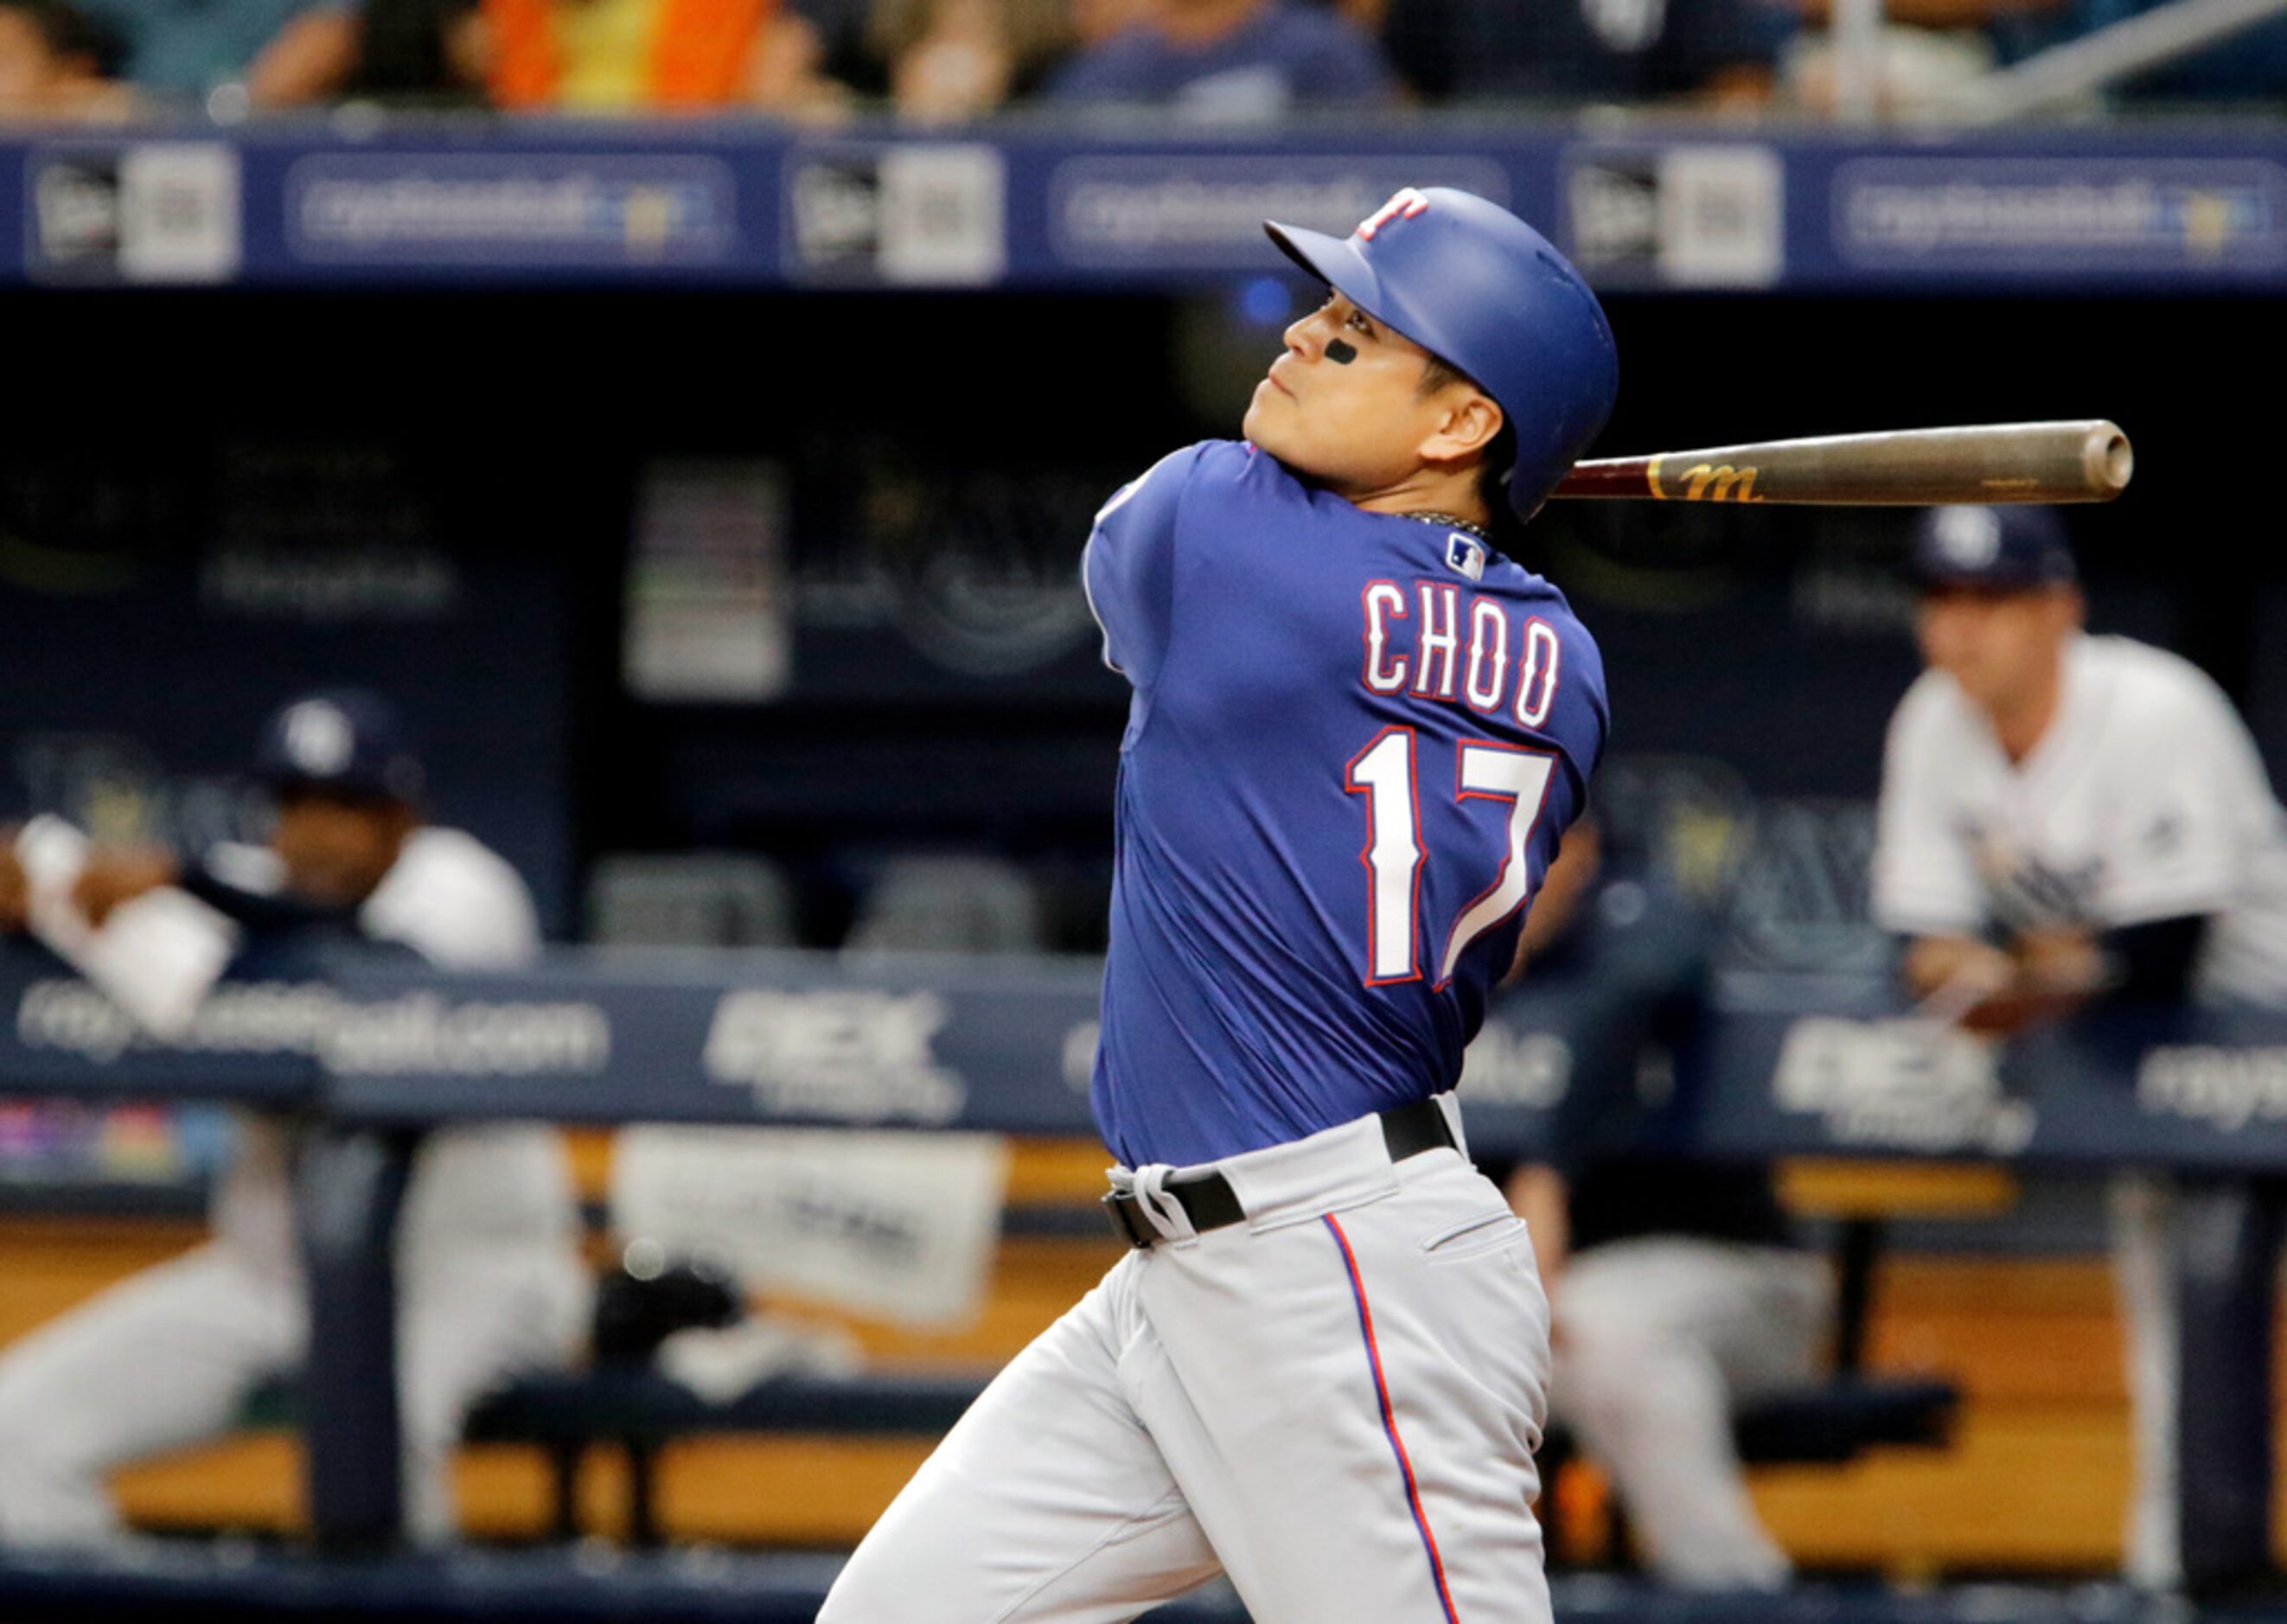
1264,187,1618,524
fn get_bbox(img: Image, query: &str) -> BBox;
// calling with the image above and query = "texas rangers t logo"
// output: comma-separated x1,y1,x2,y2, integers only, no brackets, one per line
1358,188,1430,240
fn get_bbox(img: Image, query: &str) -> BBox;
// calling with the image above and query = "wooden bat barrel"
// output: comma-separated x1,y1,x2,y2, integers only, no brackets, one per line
1550,419,2132,506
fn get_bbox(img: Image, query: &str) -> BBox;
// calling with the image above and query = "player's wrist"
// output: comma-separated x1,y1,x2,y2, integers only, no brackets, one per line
2011,929,2105,993
1904,936,2010,1001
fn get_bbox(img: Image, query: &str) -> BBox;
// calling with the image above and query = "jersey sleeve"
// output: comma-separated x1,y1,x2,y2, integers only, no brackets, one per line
1870,680,1986,937
1080,445,1204,693
1521,611,1607,863
361,831,542,970
11,817,241,1039
2092,672,2272,926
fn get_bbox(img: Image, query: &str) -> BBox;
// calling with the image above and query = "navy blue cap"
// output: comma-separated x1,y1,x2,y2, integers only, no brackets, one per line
1912,505,2077,591
253,689,425,803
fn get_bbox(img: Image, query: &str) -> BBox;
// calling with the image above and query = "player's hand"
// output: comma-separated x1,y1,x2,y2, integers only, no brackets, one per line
1906,936,2072,1034
0,828,26,934
2013,928,2106,995
1902,937,2014,1007
73,846,182,928
1950,928,2108,1037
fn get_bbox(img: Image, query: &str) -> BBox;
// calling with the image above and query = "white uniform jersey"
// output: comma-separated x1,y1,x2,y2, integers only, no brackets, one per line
1872,633,2287,1007
213,828,577,1268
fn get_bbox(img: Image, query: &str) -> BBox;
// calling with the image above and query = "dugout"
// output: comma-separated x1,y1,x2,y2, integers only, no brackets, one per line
2,120,2284,1602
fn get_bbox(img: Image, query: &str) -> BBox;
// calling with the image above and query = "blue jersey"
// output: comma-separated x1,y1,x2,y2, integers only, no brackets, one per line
1083,440,1609,1167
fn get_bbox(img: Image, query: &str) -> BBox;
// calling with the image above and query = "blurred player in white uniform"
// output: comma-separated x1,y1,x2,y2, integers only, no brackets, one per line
0,689,588,1546
1506,828,1827,1591
1871,507,2287,1589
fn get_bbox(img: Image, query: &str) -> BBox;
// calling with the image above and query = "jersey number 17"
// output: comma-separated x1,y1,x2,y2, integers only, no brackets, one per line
1346,728,1557,989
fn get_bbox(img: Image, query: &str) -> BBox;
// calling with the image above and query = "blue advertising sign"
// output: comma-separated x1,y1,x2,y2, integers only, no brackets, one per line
15,940,2287,1173
323,950,1108,1131
284,151,739,269
1042,151,1514,272
1830,155,2287,278
11,123,2287,293
1690,974,2287,1171
0,949,318,1107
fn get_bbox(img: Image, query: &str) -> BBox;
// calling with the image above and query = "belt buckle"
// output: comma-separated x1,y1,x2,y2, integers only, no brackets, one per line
1102,1191,1156,1250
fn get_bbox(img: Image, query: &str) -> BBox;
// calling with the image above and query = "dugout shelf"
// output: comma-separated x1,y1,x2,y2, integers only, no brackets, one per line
459,1368,998,1547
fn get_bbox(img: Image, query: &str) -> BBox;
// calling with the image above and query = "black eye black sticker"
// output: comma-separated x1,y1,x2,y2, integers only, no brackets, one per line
1325,338,1358,365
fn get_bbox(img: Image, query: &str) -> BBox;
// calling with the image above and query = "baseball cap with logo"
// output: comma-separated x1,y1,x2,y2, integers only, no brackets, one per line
253,689,425,803
1910,505,2078,591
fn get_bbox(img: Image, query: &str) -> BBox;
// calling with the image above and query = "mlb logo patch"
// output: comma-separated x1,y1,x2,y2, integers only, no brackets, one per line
1446,533,1485,582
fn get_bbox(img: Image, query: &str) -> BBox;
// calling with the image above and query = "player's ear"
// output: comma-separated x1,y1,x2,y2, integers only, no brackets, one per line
1419,391,1504,469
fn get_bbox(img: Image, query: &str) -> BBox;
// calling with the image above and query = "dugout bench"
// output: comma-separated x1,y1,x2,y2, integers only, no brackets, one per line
449,1149,1975,1553
240,1129,1973,1555
1534,1160,1997,1567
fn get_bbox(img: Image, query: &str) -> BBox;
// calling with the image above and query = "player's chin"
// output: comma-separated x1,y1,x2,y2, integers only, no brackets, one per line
1240,384,1291,451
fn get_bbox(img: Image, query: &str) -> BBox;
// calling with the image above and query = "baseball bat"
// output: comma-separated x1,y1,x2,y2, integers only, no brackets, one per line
1550,419,2131,506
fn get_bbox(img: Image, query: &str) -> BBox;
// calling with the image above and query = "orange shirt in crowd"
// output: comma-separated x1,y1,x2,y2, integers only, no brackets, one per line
486,0,772,108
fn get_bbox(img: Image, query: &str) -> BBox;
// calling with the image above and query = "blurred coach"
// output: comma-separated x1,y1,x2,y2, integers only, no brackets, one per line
1869,507,2287,1592
0,689,587,1547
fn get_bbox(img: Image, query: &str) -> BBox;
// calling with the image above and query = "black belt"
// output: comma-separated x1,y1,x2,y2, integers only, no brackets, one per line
1102,1097,1458,1251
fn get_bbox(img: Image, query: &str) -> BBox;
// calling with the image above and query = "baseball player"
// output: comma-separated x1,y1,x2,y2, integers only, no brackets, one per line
1502,827,1826,1591
1871,506,2287,1590
821,187,1614,1623
0,689,588,1546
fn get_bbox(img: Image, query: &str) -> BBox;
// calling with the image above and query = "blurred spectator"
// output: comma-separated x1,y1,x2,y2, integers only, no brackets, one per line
1042,0,1396,118
0,0,131,118
868,0,1068,119
1777,22,1996,118
1502,824,1828,1589
75,0,356,110
1988,0,2287,101
1067,0,1147,42
1371,0,1784,104
347,0,489,105
480,0,840,112
1776,0,2287,114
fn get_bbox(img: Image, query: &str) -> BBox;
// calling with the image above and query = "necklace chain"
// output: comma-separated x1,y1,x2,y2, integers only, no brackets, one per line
1407,511,1489,540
